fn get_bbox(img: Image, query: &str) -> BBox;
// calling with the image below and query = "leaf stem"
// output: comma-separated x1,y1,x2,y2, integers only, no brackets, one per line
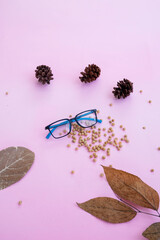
156,210,160,217
119,198,160,218
138,210,160,218
119,198,140,212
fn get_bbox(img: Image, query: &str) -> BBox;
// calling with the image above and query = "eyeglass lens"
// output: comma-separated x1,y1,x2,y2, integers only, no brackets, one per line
76,110,97,127
49,119,70,138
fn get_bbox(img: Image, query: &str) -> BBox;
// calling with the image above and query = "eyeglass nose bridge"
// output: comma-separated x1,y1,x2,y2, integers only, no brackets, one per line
69,116,86,127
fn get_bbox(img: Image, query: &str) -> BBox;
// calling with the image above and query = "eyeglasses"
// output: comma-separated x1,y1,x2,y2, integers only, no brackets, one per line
45,109,102,139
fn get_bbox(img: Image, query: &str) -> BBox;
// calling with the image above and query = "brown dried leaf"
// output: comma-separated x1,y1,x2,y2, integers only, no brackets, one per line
0,146,35,190
102,166,159,210
142,222,160,240
77,197,137,223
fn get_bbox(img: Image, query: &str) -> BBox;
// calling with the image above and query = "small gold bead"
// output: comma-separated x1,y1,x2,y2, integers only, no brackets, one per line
150,169,154,172
70,170,75,174
99,173,104,178
18,201,22,206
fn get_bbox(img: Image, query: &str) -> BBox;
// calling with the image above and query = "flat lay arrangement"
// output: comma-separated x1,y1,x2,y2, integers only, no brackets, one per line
1,1,160,240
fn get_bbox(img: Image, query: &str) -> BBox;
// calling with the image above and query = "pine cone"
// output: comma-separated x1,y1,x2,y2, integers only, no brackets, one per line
35,65,53,84
112,79,133,99
79,64,101,83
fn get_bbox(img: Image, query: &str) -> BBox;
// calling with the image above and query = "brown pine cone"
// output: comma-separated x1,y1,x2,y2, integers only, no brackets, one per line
112,79,133,99
35,65,53,84
79,64,101,83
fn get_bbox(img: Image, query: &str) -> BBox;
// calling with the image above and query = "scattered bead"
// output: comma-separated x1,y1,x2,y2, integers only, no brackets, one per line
66,113,130,170
148,100,152,104
70,170,75,174
150,169,154,173
139,90,143,93
18,201,22,206
99,173,104,177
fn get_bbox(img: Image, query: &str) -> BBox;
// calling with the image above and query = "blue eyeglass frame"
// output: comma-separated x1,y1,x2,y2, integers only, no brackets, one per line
45,109,102,139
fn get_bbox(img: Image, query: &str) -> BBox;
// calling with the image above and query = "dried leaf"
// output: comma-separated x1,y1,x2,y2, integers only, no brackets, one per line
142,222,160,240
0,146,35,190
77,197,137,223
102,166,159,210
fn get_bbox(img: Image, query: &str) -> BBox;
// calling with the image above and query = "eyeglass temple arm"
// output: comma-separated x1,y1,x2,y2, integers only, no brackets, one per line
45,118,102,139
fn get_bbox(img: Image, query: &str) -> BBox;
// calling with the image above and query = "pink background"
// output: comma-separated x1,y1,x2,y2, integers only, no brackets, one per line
0,0,160,239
